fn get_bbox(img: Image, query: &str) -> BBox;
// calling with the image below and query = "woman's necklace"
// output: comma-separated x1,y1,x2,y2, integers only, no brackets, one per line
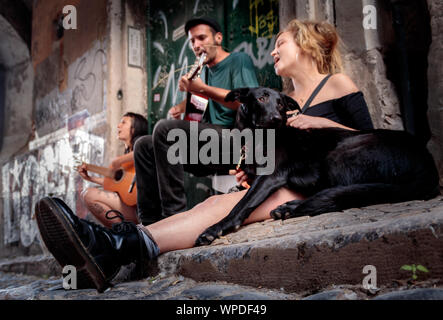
296,82,316,106
296,76,324,106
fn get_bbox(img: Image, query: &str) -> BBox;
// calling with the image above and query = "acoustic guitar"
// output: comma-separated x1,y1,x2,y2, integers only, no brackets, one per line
184,52,208,122
75,160,137,207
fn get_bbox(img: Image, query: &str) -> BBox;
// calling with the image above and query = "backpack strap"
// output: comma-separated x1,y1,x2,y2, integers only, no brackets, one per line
301,74,332,114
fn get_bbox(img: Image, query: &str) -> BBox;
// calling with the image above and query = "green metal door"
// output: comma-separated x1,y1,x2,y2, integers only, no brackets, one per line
146,0,281,208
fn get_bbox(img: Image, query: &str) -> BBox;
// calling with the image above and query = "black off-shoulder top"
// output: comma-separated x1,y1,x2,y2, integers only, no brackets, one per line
303,91,374,131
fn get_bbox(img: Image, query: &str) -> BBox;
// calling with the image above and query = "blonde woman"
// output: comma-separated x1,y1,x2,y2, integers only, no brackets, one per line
36,19,373,291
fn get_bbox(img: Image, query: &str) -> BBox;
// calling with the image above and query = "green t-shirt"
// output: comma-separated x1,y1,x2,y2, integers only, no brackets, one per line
203,52,258,128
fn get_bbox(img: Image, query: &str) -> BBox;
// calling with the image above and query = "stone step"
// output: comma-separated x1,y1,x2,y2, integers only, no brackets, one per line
151,196,443,293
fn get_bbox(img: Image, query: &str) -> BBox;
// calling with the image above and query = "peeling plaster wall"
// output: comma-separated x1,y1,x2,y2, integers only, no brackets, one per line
0,14,33,164
34,41,108,137
0,13,34,258
1,0,110,256
336,1,404,130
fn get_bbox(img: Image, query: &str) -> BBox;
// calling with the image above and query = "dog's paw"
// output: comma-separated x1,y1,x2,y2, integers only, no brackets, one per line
270,207,291,220
195,225,223,246
270,200,302,220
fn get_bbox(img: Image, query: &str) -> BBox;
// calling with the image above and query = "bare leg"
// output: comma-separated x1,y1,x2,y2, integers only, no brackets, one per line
146,187,305,253
81,187,139,228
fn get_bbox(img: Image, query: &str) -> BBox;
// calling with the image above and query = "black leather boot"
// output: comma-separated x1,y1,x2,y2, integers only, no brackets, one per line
35,197,158,292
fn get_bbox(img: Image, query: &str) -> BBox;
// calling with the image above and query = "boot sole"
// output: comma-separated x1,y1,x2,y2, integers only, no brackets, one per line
35,197,109,292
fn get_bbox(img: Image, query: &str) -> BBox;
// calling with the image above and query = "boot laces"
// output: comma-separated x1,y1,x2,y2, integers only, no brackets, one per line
105,209,146,275
105,210,134,234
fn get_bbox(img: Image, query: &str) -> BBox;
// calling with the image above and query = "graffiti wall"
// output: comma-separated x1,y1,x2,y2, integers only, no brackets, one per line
231,0,280,89
1,41,107,249
35,41,107,137
2,129,104,247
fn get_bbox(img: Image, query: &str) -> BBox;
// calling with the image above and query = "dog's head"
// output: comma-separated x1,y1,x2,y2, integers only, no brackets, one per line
225,87,300,130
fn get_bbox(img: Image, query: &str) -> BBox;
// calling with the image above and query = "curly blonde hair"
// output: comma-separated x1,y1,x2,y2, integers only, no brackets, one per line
279,19,343,74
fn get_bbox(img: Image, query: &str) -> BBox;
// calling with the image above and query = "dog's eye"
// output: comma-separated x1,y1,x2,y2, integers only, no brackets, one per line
258,96,268,103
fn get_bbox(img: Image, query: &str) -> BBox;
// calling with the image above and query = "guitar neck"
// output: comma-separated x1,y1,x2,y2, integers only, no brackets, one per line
187,53,207,80
83,163,114,178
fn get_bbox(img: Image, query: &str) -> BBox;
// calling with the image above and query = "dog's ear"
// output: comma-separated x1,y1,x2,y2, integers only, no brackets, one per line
280,93,301,112
235,103,251,131
225,88,252,103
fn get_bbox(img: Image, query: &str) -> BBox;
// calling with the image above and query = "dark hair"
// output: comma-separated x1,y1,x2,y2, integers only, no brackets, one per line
207,26,218,36
122,112,148,152
185,17,222,35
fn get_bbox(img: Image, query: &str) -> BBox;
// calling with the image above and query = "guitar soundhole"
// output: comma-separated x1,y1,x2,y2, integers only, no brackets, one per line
114,169,123,181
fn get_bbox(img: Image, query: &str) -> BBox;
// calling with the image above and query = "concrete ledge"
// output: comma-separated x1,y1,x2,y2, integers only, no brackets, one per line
154,196,443,293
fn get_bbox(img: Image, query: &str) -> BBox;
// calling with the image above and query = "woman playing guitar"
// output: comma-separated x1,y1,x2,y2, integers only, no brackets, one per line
77,112,148,227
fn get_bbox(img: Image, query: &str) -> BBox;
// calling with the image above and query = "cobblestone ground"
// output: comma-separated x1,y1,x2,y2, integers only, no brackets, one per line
0,270,442,300
0,271,300,300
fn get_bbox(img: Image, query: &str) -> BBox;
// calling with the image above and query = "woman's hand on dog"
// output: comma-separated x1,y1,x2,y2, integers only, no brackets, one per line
286,112,331,130
286,111,356,131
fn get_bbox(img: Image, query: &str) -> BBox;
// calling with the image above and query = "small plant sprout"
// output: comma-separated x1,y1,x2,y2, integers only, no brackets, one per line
400,264,429,280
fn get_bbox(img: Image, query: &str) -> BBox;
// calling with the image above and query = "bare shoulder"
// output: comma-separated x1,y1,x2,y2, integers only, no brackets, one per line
327,73,360,96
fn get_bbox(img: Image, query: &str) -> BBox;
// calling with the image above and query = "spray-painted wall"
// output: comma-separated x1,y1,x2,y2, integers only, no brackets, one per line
1,0,109,257
2,38,108,248
2,129,104,247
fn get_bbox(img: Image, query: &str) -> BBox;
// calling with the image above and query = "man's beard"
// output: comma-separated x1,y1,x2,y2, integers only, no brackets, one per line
202,40,220,64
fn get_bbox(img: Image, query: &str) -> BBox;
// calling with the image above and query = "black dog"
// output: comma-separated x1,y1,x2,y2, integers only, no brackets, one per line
195,87,440,246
